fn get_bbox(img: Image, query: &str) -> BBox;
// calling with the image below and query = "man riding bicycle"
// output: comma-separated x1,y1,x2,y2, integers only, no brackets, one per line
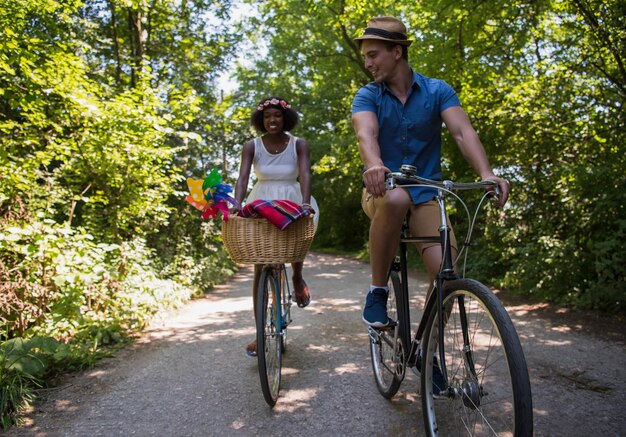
351,16,510,328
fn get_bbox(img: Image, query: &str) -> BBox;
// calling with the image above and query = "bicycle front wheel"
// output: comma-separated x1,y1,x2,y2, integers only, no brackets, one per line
421,279,533,436
279,266,290,353
256,266,283,406
369,270,405,398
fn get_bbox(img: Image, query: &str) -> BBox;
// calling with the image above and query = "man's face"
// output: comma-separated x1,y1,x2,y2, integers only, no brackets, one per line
361,39,401,83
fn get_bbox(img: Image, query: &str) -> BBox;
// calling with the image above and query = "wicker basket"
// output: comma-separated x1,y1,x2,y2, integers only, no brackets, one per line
221,216,315,264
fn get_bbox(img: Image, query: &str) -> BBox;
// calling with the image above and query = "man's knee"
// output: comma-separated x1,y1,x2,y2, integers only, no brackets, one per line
376,191,411,219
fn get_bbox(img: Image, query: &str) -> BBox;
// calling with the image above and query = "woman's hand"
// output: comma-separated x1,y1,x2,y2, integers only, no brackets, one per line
302,203,315,215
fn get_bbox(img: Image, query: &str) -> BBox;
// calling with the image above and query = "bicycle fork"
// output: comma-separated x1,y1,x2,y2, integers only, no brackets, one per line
430,280,482,404
266,266,290,340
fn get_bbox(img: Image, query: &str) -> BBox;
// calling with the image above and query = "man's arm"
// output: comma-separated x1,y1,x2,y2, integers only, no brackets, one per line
352,111,390,197
442,106,509,206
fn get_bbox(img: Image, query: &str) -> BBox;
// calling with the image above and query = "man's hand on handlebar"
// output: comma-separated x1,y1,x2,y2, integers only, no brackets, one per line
363,164,391,198
482,175,509,208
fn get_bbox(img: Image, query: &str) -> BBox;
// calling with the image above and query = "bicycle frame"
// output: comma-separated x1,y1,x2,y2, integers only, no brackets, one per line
277,263,293,331
386,171,498,392
392,191,455,373
266,263,292,335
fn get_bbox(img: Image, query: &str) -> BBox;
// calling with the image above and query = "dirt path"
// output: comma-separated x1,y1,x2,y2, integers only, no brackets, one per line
7,252,626,436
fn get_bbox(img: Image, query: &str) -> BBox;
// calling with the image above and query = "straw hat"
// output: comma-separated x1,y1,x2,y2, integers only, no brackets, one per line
354,16,413,47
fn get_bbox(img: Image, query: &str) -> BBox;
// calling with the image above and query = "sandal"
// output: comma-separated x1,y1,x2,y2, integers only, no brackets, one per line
246,340,257,357
293,280,312,308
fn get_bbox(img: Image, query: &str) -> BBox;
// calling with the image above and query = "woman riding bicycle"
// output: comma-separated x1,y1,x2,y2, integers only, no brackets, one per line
233,96,318,357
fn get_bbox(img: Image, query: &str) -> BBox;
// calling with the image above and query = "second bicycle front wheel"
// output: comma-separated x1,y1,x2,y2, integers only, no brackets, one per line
421,278,533,436
256,266,283,406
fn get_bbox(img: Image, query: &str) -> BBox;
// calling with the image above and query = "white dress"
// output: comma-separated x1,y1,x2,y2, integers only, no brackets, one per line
246,133,319,228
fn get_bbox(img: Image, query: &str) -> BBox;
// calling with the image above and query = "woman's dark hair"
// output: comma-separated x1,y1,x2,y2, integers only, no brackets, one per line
250,96,299,132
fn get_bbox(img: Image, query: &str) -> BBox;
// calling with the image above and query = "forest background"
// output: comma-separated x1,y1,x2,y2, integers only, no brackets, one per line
1,0,624,428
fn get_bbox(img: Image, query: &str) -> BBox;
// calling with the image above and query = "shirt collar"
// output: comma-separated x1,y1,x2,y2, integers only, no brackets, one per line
381,70,421,96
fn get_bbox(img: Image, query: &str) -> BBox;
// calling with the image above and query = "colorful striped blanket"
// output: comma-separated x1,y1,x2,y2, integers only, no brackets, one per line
238,199,311,230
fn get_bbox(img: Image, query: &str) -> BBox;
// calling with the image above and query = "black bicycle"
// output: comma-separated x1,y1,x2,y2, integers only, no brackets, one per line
368,165,533,436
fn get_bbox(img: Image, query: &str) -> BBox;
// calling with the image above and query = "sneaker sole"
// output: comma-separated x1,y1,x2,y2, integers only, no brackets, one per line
361,315,390,328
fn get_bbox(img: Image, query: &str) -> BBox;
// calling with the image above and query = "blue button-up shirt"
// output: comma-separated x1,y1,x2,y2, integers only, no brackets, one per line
352,71,460,204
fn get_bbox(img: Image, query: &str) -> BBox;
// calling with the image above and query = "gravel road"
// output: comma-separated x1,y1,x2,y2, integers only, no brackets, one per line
7,252,626,436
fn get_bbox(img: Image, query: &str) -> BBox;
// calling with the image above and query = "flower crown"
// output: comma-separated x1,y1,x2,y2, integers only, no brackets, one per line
257,98,291,111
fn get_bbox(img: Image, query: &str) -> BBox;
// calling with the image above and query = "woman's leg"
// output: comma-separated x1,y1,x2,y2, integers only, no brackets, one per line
291,261,310,306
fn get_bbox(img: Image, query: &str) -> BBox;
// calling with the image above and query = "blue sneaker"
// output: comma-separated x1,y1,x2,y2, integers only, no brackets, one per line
431,357,447,398
416,355,447,398
362,288,392,327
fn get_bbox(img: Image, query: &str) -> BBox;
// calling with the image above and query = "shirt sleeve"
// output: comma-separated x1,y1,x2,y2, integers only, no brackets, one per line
352,84,377,114
438,80,461,112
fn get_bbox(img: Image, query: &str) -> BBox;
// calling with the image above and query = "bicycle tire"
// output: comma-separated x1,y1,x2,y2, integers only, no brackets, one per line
421,278,533,436
369,270,405,398
280,267,289,353
256,266,282,406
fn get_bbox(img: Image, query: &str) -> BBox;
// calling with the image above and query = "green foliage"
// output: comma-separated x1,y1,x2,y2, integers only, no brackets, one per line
1,0,625,428
0,342,38,429
0,0,240,428
233,0,625,311
0,336,69,428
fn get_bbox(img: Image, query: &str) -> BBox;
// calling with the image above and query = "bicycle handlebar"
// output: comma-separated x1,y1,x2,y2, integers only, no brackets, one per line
386,167,499,196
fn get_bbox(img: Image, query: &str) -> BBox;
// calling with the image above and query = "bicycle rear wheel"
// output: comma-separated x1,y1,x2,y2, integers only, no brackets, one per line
369,270,405,398
256,266,282,406
421,279,533,436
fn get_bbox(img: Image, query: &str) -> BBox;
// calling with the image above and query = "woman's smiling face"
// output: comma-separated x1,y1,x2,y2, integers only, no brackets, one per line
263,108,285,133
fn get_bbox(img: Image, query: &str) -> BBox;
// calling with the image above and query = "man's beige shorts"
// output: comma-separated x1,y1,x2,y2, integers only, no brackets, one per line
361,188,457,254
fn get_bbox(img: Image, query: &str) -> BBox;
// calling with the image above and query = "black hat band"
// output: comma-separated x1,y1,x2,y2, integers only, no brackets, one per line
363,27,407,41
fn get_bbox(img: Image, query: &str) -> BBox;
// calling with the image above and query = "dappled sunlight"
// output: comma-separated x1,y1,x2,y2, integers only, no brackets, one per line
273,388,318,413
308,253,361,267
189,297,251,315
140,292,256,345
147,325,255,343
52,399,79,413
280,367,300,376
540,339,572,347
230,418,246,430
320,298,360,306
506,302,550,317
316,272,346,279
332,362,360,375
306,344,340,353
310,298,362,313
